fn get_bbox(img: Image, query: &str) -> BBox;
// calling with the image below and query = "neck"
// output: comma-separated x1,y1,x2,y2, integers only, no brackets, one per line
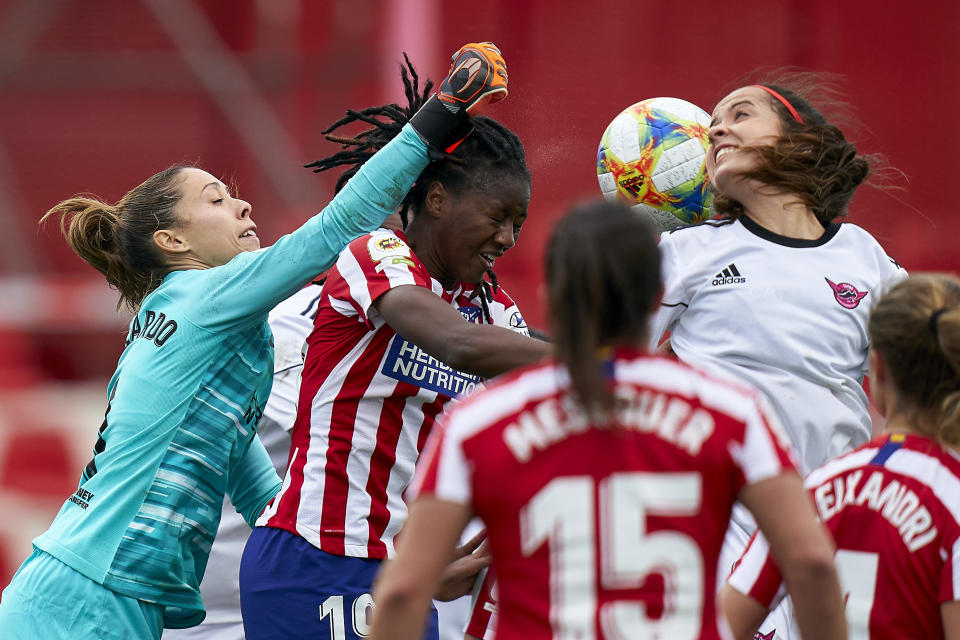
880,412,938,440
740,191,824,240
163,255,212,271
403,220,455,290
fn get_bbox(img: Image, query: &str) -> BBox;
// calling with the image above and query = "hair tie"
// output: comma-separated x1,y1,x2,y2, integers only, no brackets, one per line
752,85,803,124
929,307,949,337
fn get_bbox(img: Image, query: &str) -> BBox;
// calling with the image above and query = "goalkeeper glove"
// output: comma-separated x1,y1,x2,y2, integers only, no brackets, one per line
409,42,508,153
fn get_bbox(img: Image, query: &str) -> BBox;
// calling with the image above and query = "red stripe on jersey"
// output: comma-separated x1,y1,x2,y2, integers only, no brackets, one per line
264,296,369,533
317,324,397,556
417,395,445,453
363,389,411,557
466,567,497,639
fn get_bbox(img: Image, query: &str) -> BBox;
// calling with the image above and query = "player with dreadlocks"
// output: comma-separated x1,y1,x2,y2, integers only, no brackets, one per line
309,53,525,323
239,47,550,639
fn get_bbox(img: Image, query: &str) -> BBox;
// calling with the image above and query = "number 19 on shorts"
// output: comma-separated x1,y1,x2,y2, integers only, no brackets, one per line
320,593,374,639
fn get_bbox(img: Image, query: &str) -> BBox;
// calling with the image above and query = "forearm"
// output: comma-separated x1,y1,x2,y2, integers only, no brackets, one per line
318,124,429,248
783,560,847,640
228,436,283,527
440,324,552,378
718,584,774,640
368,584,435,640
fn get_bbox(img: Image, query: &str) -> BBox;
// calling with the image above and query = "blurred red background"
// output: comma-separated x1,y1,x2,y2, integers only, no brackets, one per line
0,0,956,589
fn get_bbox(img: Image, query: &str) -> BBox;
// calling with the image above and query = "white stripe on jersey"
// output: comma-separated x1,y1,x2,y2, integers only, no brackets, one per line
804,447,877,488
953,537,960,600
728,533,769,593
256,445,299,525
885,448,960,526
422,365,564,505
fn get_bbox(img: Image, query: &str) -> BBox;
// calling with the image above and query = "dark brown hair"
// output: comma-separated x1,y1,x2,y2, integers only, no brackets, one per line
869,274,960,445
545,200,661,417
711,71,882,225
40,166,188,312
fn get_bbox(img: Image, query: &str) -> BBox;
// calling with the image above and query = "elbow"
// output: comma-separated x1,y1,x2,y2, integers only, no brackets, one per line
782,542,839,591
440,340,484,373
425,329,489,375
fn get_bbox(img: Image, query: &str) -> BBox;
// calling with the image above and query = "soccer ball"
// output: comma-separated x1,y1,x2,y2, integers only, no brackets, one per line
596,97,712,232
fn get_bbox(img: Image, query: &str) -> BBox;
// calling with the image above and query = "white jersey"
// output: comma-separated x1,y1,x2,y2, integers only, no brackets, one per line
650,216,905,475
163,285,321,637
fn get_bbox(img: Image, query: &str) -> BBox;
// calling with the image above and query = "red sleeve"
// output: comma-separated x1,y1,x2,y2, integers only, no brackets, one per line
336,231,432,329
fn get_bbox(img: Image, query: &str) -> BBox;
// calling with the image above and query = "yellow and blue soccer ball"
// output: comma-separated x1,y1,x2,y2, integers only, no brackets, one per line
597,97,712,232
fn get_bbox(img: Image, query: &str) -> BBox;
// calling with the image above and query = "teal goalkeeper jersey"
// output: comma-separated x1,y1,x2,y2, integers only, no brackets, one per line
33,124,429,629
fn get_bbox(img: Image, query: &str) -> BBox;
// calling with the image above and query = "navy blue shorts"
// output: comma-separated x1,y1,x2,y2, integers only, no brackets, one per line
240,526,438,639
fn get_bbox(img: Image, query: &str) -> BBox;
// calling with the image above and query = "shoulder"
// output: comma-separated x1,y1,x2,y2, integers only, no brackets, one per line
341,229,412,263
269,284,324,323
833,222,907,277
145,270,211,318
657,219,742,265
443,360,563,434
617,354,763,418
660,218,738,244
834,222,892,255
488,284,517,308
268,284,322,351
803,438,884,489
333,229,425,290
482,284,529,332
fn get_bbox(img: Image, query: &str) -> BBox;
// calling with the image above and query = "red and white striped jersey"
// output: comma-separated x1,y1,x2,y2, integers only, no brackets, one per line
728,433,960,640
466,567,498,640
257,229,528,559
412,348,798,640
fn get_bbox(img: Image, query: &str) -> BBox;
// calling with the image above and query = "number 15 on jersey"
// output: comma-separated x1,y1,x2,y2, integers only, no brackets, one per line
521,472,705,639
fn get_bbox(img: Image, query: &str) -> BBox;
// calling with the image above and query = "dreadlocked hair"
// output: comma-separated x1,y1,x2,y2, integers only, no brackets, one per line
306,54,530,324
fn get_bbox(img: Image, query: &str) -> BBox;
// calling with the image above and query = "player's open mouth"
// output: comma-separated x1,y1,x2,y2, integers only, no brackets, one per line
240,229,257,239
714,146,737,163
480,253,497,269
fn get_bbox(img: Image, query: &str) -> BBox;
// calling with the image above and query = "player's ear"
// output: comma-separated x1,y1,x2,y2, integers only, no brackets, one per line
153,228,190,254
423,181,448,220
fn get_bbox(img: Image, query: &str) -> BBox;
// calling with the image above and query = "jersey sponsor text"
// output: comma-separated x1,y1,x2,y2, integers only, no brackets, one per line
382,337,480,398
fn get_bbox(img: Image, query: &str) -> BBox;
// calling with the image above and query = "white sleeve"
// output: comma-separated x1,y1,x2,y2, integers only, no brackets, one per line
648,232,687,348
262,286,322,431
408,412,473,507
726,530,787,609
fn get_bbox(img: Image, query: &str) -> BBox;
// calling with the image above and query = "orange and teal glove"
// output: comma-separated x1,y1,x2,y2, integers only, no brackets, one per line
409,42,508,153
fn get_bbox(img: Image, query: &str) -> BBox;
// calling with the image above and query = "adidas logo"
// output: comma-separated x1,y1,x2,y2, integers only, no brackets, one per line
712,263,746,286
